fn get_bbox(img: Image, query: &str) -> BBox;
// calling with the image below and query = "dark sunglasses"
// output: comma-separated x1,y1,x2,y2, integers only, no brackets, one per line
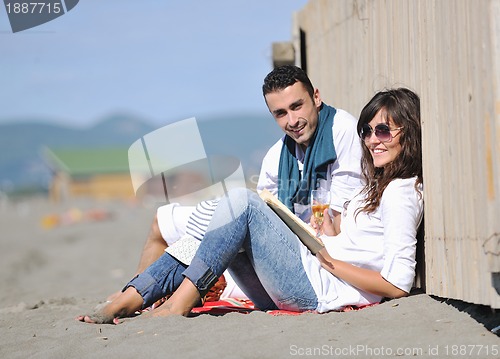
360,123,403,142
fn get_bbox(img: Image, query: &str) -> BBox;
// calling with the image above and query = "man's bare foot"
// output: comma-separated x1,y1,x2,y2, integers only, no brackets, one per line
76,287,144,325
106,291,121,302
76,313,121,325
150,302,184,317
76,300,125,324
146,278,202,318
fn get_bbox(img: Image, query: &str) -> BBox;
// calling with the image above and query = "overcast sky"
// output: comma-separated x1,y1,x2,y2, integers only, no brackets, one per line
0,0,308,127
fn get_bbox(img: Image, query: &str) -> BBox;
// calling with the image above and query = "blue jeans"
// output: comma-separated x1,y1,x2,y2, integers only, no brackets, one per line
126,188,318,312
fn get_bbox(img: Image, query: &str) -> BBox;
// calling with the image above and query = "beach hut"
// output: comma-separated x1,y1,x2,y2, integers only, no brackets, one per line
43,147,135,201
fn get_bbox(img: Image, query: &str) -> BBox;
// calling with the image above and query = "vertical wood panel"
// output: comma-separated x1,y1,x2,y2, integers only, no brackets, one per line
488,0,500,274
294,0,500,308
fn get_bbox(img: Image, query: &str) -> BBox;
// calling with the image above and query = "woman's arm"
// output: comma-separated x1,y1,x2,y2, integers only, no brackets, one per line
315,248,407,299
316,179,423,299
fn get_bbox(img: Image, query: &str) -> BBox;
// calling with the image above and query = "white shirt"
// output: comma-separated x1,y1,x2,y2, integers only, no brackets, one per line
256,108,363,213
156,203,193,246
300,177,424,312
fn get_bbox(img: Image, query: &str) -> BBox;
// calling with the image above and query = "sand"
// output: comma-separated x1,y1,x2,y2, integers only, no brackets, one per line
0,196,499,359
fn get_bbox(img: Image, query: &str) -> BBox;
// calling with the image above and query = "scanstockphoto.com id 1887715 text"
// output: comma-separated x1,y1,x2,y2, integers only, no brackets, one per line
289,344,499,357
3,0,80,33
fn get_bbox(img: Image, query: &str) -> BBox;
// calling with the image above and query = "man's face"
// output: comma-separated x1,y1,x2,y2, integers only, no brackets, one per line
265,82,322,148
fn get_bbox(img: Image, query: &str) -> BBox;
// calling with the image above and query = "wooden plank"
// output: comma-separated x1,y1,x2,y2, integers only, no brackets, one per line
293,0,500,308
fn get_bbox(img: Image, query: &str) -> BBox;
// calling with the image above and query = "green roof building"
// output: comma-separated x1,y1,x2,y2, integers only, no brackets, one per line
43,147,134,201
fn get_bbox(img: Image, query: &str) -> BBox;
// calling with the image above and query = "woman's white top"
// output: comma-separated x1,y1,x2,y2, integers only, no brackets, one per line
301,177,424,313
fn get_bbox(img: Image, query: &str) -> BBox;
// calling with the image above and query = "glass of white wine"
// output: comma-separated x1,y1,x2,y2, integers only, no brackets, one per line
311,189,331,236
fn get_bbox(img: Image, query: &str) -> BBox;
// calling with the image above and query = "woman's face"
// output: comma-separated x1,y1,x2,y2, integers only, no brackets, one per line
363,109,403,168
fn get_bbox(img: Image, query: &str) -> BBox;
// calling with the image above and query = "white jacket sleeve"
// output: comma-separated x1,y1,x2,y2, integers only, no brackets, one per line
256,138,283,195
329,109,364,213
379,179,424,292
156,203,195,246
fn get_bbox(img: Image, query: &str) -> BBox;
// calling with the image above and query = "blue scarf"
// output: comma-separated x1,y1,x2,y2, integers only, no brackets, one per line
277,104,337,212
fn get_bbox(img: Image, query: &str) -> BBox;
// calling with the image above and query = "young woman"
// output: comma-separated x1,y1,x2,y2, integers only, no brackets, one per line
78,88,423,324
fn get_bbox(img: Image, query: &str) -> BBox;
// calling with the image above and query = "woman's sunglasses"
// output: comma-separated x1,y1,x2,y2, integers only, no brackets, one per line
360,123,403,142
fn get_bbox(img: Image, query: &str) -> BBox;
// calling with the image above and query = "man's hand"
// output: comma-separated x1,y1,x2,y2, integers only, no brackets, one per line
310,208,338,236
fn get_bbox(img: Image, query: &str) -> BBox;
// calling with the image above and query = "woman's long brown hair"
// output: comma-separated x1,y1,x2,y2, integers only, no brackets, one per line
355,88,423,216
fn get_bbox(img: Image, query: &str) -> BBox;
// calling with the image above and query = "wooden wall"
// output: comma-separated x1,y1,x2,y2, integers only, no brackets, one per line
292,0,500,308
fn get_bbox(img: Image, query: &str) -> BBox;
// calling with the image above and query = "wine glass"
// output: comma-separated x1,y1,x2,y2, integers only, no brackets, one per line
311,189,331,236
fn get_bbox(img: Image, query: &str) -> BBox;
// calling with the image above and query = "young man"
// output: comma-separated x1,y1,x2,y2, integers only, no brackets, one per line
108,66,362,302
258,65,362,233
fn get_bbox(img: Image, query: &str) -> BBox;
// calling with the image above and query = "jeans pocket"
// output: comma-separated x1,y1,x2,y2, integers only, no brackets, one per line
277,295,317,312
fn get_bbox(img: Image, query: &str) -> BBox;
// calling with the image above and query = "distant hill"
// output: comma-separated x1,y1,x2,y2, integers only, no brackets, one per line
0,112,282,194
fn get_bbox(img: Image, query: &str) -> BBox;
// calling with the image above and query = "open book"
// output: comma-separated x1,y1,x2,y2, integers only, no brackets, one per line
259,189,325,254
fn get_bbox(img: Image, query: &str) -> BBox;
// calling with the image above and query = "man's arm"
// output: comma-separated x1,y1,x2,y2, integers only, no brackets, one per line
135,215,168,275
256,138,283,194
329,109,364,217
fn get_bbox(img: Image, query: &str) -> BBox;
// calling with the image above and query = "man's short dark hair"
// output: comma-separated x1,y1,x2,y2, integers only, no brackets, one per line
262,65,315,99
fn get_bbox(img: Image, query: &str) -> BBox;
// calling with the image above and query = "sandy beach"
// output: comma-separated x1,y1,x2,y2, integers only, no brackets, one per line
0,195,499,359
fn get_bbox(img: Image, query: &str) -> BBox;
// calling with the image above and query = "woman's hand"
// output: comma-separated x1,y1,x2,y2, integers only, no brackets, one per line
315,247,335,271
